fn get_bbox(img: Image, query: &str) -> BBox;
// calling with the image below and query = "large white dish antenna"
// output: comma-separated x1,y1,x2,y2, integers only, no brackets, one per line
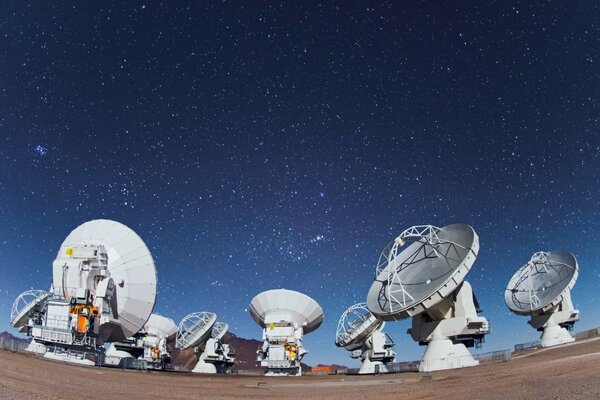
505,251,579,315
367,224,478,321
335,303,383,350
211,322,229,341
144,314,178,340
57,219,157,340
176,312,217,350
249,289,323,333
10,290,49,328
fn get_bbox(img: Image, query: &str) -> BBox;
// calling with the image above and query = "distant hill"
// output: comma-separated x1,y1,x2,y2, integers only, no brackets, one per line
0,331,31,348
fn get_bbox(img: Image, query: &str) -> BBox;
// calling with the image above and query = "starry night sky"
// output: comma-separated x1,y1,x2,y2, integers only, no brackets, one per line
1,1,599,366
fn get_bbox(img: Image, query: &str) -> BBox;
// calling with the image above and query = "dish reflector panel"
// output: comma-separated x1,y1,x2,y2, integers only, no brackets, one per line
144,314,178,340
211,322,229,341
176,312,217,350
367,224,479,320
505,250,578,315
336,303,382,350
56,219,157,340
249,289,323,334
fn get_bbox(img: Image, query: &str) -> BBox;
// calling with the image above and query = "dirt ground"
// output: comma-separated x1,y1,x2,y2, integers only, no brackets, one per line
2,338,600,400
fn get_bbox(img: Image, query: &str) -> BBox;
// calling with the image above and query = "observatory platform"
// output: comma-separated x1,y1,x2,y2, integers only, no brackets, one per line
3,336,600,399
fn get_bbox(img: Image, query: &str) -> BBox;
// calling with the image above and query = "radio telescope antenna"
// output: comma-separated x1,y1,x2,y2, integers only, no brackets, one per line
104,313,178,370
336,303,395,374
10,290,49,332
367,223,490,372
175,313,235,373
176,312,217,351
249,289,323,376
505,250,579,347
202,321,236,373
11,219,157,365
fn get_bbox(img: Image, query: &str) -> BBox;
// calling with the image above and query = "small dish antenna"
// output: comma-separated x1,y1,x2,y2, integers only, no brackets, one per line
249,289,323,376
203,321,236,373
336,303,395,374
366,224,490,372
10,290,49,332
104,313,178,370
175,312,235,373
505,250,579,347
11,219,157,364
176,312,217,351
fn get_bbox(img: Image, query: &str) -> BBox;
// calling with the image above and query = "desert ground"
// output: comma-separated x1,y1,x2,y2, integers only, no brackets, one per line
2,338,600,400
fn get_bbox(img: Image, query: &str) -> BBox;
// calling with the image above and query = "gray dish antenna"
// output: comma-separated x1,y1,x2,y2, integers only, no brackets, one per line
367,224,478,320
505,251,578,314
336,303,395,374
10,290,49,330
505,250,579,347
366,224,490,372
336,303,383,351
176,312,217,350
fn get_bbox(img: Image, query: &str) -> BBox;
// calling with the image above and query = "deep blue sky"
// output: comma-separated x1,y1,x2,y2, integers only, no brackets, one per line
0,1,599,366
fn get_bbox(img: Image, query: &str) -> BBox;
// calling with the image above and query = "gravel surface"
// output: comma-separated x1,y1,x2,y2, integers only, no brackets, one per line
2,339,600,399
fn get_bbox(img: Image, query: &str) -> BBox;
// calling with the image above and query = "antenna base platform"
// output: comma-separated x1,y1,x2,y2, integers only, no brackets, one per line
419,337,478,372
358,358,389,374
192,357,218,374
540,324,575,347
25,340,47,355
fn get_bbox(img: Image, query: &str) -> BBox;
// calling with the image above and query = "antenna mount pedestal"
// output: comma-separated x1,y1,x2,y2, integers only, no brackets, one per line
409,281,490,372
529,289,578,347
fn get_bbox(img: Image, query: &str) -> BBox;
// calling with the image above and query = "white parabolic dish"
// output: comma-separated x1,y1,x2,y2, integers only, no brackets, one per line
144,314,178,340
366,223,479,321
56,219,157,340
176,312,217,350
249,289,323,333
505,250,579,315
